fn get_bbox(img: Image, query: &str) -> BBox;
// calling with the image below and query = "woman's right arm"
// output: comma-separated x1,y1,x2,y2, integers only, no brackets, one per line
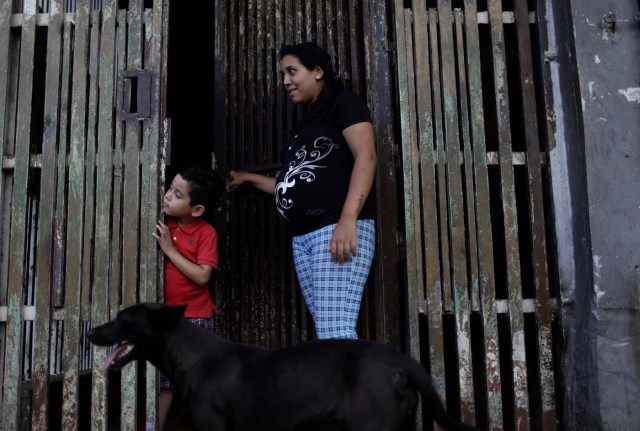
227,171,276,196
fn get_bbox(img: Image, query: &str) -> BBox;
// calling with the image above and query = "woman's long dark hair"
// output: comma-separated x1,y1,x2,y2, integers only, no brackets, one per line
279,41,344,136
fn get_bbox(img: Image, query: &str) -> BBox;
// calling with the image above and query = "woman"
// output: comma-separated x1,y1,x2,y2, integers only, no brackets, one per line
228,41,377,339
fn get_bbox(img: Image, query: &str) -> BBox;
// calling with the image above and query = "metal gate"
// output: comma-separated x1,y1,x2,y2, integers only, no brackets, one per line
0,0,166,429
395,0,558,429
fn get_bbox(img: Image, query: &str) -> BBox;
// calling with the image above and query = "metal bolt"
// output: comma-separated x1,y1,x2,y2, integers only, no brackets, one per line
603,13,617,31
634,12,640,22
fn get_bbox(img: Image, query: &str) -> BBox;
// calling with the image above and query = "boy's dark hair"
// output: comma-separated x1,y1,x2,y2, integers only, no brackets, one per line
279,41,344,136
178,167,225,215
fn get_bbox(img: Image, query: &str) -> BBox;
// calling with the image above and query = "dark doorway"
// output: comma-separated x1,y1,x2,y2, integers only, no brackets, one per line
166,1,217,180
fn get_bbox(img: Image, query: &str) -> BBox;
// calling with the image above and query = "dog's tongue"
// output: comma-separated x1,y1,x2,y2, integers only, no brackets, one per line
103,344,129,374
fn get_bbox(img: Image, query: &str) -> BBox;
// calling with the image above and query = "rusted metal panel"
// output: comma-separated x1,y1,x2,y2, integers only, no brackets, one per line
90,1,117,429
61,0,90,428
487,0,530,428
363,0,403,347
512,0,556,428
31,3,64,430
2,1,36,428
462,0,503,428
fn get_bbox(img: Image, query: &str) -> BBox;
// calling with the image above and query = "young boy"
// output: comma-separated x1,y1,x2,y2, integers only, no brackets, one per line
152,166,225,430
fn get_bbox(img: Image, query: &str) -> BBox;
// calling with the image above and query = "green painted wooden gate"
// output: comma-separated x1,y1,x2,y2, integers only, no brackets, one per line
0,0,166,429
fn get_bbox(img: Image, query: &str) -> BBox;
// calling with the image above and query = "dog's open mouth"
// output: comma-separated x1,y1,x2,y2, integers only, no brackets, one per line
103,342,135,373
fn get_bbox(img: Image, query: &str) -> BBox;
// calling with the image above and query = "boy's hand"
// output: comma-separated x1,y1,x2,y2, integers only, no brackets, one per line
153,220,175,255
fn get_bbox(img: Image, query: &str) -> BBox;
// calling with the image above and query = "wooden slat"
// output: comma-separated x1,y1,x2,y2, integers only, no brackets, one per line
90,1,117,429
110,9,127,320
454,10,480,313
0,6,19,416
32,2,64,429
412,0,447,418
2,0,36,428
437,1,474,422
142,2,164,425
395,6,424,427
348,0,363,95
392,0,417,366
80,10,100,322
429,8,453,312
0,0,11,223
512,0,556,428
121,1,144,428
52,21,72,308
487,0,530,428
61,0,90,428
462,0,503,427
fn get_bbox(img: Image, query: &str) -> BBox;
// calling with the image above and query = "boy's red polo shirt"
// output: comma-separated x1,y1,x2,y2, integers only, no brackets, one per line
164,217,218,317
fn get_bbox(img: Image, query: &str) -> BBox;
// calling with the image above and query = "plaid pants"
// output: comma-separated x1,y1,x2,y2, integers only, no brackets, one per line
159,317,214,389
292,219,375,339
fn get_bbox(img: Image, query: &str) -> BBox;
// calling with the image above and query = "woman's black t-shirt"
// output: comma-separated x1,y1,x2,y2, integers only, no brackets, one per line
275,90,375,236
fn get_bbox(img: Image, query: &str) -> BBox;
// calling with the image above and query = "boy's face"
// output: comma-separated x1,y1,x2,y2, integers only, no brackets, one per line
163,174,202,221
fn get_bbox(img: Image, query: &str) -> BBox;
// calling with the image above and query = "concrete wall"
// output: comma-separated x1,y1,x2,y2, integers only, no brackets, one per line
548,0,640,428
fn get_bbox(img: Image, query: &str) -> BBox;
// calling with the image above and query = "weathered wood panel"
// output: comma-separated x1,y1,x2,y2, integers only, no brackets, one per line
395,1,558,429
90,1,117,429
2,0,37,428
462,0,503,427
32,2,64,429
61,0,90,428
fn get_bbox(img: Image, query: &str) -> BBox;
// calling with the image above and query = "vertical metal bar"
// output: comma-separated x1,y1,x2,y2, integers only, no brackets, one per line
2,0,36,428
462,1,503,428
512,0,556,428
32,2,64,429
487,0,530,428
62,0,90,428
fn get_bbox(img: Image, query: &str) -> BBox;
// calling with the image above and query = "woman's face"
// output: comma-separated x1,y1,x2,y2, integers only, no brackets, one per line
280,54,324,105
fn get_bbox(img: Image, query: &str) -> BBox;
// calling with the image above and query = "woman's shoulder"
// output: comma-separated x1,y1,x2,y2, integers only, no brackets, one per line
333,89,367,108
331,89,372,129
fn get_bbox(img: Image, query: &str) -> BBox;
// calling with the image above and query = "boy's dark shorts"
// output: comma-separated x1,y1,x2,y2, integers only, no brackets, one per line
159,316,214,390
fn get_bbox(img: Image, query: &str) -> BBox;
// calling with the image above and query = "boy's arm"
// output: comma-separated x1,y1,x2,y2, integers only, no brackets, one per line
153,220,214,286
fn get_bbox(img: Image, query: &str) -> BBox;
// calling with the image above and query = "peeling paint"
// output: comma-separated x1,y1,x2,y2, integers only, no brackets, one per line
618,87,640,103
594,55,601,63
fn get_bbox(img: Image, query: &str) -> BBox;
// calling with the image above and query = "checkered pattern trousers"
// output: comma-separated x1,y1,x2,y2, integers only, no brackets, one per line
159,317,214,390
292,219,375,340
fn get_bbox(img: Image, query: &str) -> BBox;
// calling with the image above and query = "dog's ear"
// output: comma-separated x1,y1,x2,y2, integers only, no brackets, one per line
154,304,187,329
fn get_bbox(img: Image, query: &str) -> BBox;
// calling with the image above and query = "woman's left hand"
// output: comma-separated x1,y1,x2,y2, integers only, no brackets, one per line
330,218,358,263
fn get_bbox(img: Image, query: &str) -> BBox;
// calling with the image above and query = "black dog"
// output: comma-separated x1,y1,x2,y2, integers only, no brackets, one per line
89,303,480,431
